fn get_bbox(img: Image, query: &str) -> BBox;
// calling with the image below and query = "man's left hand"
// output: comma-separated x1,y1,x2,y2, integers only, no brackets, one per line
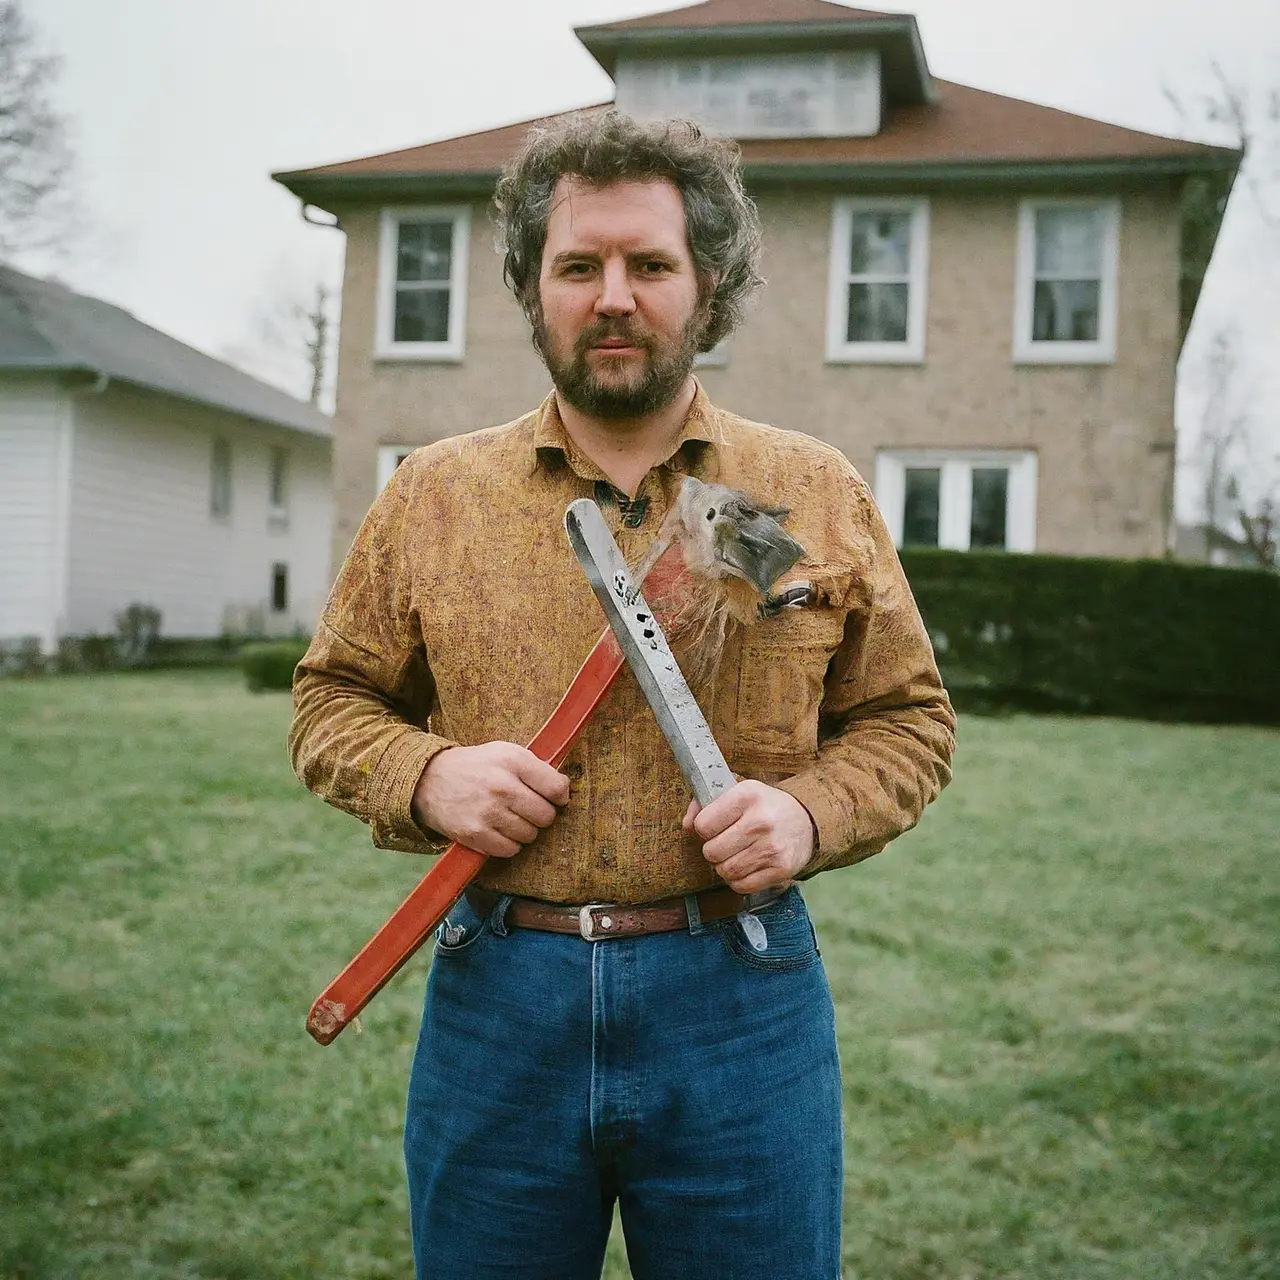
683,781,816,895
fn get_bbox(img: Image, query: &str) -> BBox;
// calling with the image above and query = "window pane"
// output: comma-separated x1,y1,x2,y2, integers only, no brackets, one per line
902,468,941,547
394,287,451,343
210,439,231,518
269,447,287,508
970,468,1009,549
1034,207,1102,276
847,281,909,343
848,212,910,275
396,220,453,283
271,563,289,613
1032,279,1100,342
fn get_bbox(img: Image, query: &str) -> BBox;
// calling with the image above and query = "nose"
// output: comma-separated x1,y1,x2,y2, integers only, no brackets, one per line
594,258,636,318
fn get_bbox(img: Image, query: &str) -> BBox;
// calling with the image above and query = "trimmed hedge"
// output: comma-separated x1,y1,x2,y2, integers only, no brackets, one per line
241,639,311,693
898,550,1280,725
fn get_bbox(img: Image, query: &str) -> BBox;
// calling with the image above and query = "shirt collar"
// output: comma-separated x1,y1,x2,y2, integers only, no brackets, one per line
530,380,724,480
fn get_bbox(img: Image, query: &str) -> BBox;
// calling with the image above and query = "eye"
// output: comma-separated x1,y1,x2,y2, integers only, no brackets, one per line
705,508,716,522
640,260,670,274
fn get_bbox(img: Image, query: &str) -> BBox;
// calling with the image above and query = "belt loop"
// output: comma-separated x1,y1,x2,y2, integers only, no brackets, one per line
684,891,704,936
488,894,513,937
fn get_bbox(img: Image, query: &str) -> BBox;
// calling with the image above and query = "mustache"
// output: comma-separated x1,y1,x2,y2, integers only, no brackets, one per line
574,318,653,354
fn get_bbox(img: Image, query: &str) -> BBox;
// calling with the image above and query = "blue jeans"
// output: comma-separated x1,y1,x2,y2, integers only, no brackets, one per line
404,886,843,1280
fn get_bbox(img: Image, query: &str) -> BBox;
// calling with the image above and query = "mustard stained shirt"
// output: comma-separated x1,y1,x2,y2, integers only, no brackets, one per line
289,385,956,904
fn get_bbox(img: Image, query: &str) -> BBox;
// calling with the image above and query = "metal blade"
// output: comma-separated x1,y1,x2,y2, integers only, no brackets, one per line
565,498,736,808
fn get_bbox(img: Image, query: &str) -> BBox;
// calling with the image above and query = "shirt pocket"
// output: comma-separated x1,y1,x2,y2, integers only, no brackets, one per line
732,597,848,763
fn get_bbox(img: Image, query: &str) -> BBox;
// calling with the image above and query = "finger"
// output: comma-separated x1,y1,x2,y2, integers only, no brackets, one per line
692,782,757,840
512,751,572,805
506,784,559,831
701,823,760,867
721,865,793,895
682,798,700,832
490,808,540,848
468,829,522,859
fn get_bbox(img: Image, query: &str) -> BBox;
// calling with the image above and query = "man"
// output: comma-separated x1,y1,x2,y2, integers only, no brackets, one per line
290,111,955,1279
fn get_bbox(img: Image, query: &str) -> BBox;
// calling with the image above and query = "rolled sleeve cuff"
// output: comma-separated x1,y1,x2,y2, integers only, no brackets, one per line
368,730,458,854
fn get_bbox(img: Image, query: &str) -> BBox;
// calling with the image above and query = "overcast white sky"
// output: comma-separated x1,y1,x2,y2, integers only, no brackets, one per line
24,0,1280,518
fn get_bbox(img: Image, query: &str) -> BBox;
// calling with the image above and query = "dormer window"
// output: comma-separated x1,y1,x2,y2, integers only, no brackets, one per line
615,50,882,139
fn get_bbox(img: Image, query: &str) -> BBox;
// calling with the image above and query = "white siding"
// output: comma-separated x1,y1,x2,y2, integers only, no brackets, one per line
0,374,71,651
65,383,332,639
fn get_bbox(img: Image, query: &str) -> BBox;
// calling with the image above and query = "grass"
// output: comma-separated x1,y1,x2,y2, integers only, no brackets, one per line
1,669,1277,1279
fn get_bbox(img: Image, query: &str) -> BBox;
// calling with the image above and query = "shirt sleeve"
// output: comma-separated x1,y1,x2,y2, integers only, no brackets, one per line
288,461,455,855
775,466,957,873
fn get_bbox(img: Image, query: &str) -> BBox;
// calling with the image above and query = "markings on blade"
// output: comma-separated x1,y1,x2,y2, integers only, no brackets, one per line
739,913,768,951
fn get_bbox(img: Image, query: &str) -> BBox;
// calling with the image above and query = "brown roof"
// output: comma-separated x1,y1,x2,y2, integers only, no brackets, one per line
579,0,895,32
274,81,1237,203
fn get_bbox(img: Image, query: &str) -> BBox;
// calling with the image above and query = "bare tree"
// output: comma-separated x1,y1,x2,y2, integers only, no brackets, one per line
1196,328,1251,539
224,273,340,412
1240,495,1278,569
0,0,78,260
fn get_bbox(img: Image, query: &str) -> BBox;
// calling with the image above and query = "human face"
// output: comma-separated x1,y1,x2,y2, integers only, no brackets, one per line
533,177,707,421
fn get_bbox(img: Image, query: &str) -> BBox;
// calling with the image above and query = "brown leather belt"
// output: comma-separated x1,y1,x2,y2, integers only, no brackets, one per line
465,883,785,942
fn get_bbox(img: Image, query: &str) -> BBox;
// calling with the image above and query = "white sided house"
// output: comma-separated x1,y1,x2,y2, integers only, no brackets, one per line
0,266,333,656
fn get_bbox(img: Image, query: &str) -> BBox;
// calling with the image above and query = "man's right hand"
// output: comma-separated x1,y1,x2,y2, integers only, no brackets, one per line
410,742,571,858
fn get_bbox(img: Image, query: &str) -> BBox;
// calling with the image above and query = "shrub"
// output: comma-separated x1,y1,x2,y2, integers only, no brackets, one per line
241,639,311,693
899,550,1280,725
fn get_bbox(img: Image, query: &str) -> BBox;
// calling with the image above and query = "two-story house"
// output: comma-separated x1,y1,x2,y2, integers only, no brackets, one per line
273,0,1239,572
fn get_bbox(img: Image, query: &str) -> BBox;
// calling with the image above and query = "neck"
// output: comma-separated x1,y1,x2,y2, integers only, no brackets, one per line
556,377,698,498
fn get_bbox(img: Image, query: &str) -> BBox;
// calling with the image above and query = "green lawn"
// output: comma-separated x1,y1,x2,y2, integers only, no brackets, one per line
1,670,1277,1279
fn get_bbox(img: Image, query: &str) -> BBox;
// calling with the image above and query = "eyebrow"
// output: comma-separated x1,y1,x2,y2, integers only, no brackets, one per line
548,247,683,269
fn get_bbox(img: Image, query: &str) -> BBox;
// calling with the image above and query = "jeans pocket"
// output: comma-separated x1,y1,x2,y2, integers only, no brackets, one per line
433,893,493,960
719,887,820,974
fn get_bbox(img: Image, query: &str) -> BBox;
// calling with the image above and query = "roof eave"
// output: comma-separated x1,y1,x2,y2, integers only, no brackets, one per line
275,149,1241,214
573,16,937,105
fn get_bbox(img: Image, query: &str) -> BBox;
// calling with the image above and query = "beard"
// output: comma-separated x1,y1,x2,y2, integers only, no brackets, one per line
531,307,706,420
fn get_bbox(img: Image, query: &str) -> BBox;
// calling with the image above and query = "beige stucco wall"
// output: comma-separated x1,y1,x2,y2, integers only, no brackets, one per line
329,184,1181,570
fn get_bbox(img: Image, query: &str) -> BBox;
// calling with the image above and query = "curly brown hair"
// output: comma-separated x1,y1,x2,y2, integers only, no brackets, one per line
492,110,764,353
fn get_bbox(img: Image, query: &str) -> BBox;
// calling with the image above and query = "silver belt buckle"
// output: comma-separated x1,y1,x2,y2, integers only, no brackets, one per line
578,902,618,941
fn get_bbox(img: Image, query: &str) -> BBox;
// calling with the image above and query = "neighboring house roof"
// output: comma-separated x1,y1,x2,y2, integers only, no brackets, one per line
0,265,332,439
274,80,1238,207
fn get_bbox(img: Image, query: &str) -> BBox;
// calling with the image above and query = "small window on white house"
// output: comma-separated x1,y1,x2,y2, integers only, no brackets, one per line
268,447,288,514
376,206,470,360
377,445,417,492
271,563,289,613
1014,199,1119,363
827,199,930,363
210,438,232,519
874,450,1038,552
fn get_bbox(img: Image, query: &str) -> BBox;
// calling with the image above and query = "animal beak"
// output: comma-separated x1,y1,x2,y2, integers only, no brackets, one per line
714,513,805,594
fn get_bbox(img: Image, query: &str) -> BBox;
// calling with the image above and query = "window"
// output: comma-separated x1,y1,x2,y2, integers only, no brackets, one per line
1014,199,1119,363
210,438,232,519
270,563,289,614
377,445,416,492
268,446,288,514
826,199,930,363
874,450,1038,552
615,50,881,139
376,206,470,360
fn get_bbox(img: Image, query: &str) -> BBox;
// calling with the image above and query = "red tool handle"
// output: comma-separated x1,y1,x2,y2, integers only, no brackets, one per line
306,629,625,1044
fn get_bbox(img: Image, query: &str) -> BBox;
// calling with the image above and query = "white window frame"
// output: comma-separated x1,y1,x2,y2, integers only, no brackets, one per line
377,444,417,492
826,197,930,364
1013,198,1119,365
874,449,1038,552
375,205,470,361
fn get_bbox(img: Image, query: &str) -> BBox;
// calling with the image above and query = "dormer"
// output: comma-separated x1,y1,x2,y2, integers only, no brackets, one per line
575,0,936,140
